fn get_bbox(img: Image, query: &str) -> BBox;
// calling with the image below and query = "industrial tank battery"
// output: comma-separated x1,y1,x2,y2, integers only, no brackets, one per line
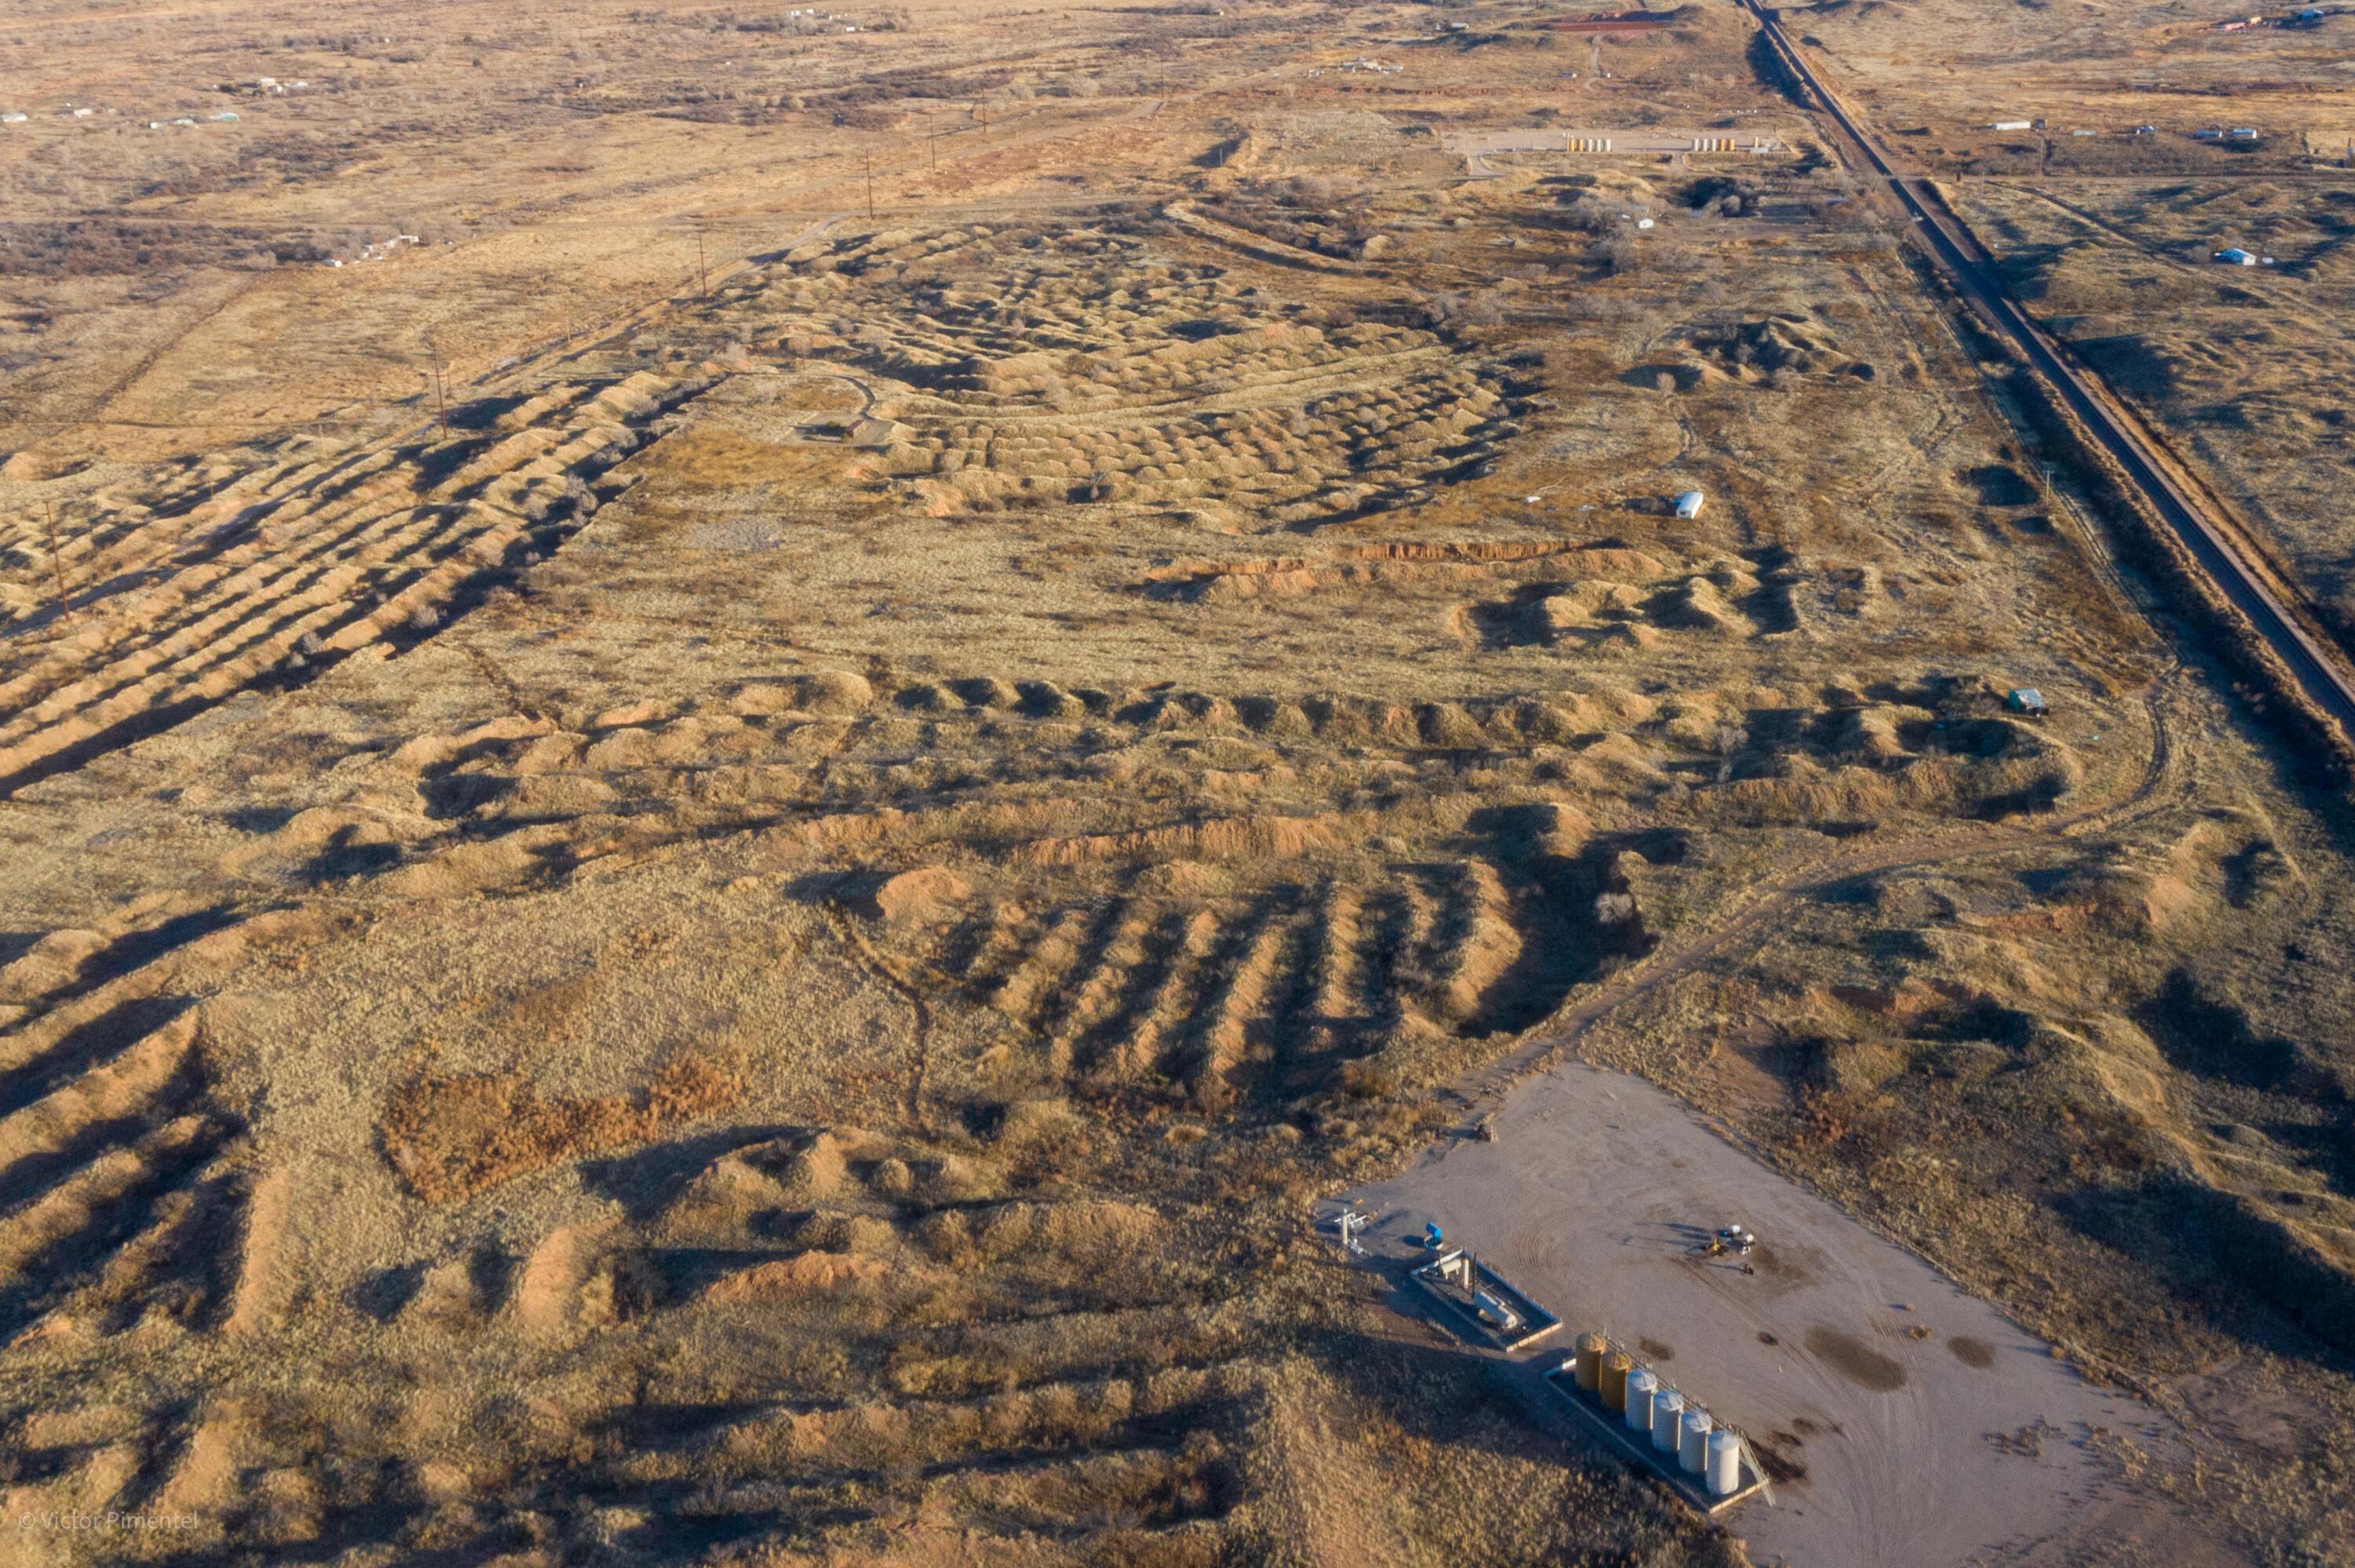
1574,1333,1606,1394
1678,1408,1714,1475
1650,1388,1685,1453
1707,1430,1743,1497
1623,1369,1658,1433
1601,1350,1634,1413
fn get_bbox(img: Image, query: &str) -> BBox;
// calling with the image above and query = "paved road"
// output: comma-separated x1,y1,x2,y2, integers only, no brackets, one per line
1740,0,2355,738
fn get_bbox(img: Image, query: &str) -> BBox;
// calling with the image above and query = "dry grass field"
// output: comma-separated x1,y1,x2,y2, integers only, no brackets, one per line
2,1,2354,1564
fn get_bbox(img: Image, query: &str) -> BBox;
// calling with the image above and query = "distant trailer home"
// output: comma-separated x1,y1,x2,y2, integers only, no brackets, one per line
1674,490,1705,520
2215,247,2259,265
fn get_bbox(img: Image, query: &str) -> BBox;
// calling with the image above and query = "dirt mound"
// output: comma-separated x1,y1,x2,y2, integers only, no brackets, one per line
849,866,973,923
704,1250,890,1303
1678,310,1847,381
1014,814,1350,866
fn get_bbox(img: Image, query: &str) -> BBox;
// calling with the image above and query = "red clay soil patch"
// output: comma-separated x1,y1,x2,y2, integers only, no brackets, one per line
1804,1324,1909,1391
380,1056,740,1202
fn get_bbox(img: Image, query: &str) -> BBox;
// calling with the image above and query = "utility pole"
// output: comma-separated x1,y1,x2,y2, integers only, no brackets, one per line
865,153,876,221
696,225,709,299
43,502,72,622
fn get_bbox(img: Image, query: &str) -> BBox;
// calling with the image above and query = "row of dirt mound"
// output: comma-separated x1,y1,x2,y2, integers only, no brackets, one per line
725,221,1529,529
0,372,703,797
0,900,362,1348
1632,308,1879,391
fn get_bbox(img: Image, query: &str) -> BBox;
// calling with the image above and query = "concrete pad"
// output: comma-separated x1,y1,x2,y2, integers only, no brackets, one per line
1345,1063,2216,1568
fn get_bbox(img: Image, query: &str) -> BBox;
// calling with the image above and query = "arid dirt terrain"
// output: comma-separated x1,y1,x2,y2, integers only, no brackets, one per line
3,1,2354,1565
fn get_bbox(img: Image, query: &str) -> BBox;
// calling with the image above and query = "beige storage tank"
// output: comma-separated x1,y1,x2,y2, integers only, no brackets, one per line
1707,1430,1743,1497
1574,1333,1606,1394
1651,1388,1685,1452
1601,1350,1633,1412
1624,1368,1657,1432
1678,1408,1714,1474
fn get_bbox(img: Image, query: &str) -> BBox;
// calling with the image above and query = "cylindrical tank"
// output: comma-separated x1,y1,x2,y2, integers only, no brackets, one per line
1707,1430,1742,1497
1651,1388,1685,1452
1624,1368,1657,1432
1601,1350,1632,1412
1574,1333,1605,1393
1679,1408,1714,1475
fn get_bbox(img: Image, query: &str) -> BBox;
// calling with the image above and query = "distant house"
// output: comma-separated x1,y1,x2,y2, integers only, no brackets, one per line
2005,688,2048,717
1674,490,1705,520
2215,247,2259,265
0,112,25,125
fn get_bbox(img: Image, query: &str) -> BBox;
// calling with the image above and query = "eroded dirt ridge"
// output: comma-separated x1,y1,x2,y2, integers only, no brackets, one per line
0,373,705,797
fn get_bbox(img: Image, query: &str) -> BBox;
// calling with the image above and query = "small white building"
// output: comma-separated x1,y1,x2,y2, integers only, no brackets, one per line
2215,247,2258,266
0,112,26,125
1674,490,1705,520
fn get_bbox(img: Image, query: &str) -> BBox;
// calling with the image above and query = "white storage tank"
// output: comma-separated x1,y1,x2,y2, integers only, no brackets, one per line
1674,489,1705,520
1707,1430,1743,1497
1650,1388,1684,1452
1624,1369,1657,1432
1678,1408,1714,1474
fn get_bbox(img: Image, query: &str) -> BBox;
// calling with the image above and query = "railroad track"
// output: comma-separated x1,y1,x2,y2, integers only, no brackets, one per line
1740,0,2355,738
